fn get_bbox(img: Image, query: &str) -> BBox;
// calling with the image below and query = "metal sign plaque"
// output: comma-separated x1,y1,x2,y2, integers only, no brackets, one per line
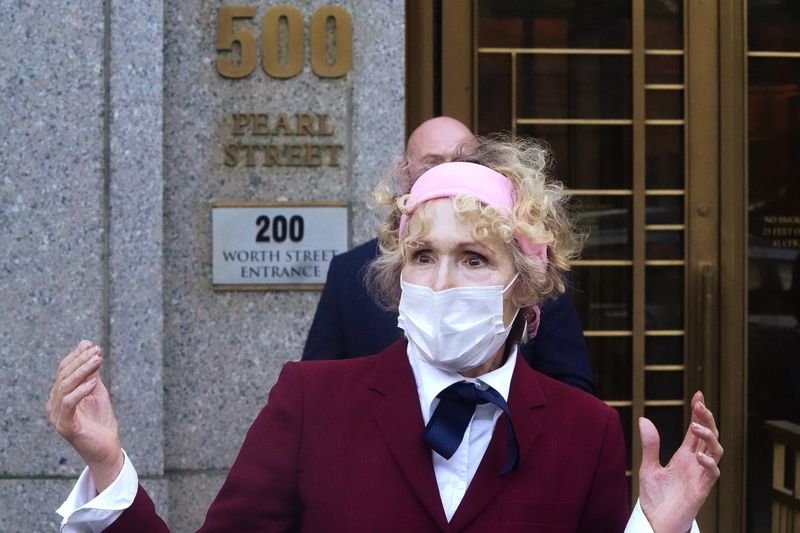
212,201,349,290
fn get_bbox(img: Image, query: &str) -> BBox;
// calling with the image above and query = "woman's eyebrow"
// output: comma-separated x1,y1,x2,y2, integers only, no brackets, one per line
407,238,495,255
456,241,494,255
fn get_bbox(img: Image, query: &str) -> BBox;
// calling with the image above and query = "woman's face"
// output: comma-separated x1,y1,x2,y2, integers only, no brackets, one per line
401,198,520,327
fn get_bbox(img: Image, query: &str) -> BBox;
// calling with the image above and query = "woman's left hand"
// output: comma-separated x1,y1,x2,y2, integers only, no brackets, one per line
638,391,723,533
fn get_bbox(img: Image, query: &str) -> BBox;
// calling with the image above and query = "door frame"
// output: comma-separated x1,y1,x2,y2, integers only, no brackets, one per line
717,0,748,531
406,1,750,530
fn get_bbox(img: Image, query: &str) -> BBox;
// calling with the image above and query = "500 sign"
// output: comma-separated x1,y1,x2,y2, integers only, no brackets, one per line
216,6,352,79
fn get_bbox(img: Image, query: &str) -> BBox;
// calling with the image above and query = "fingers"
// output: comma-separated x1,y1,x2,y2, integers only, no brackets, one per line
691,390,705,407
691,392,719,439
677,391,720,456
639,417,662,472
47,340,104,433
59,342,102,384
57,340,94,373
59,347,102,397
61,377,99,412
696,450,721,483
698,449,721,470
691,421,724,463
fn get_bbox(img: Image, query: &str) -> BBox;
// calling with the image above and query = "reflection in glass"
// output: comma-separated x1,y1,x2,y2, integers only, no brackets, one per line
646,90,683,120
646,125,684,189
645,0,683,50
518,124,632,189
646,230,683,260
645,266,683,330
586,336,632,400
747,54,800,533
572,266,631,330
748,0,800,51
748,58,800,220
645,370,683,401
645,335,684,365
645,54,683,84
573,195,632,260
646,195,684,224
644,406,684,466
478,0,631,49
477,53,512,135
517,55,631,119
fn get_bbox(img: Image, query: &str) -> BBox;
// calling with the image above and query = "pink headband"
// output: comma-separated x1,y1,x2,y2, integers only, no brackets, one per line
398,161,547,266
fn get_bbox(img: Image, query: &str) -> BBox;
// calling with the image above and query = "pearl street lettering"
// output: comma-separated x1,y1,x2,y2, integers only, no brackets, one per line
224,144,343,167
224,112,344,168
231,113,334,136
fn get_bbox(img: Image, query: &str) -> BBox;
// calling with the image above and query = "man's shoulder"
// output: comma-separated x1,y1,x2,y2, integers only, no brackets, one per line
517,363,614,419
291,351,381,379
290,338,407,385
324,238,380,292
330,238,379,270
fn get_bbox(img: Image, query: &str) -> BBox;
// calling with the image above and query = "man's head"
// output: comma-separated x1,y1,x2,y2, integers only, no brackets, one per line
401,116,473,191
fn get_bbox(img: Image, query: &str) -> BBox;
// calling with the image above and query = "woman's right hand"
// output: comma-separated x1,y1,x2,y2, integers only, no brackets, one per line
46,340,123,492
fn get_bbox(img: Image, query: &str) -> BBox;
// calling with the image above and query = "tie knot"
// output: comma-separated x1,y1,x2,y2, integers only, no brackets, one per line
437,381,508,409
437,381,489,405
424,380,519,474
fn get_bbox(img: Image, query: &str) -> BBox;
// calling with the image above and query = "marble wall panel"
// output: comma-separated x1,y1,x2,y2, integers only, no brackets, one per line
0,1,106,478
162,0,405,471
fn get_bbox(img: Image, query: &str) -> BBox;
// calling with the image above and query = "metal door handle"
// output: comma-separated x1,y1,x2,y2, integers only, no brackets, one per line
695,262,714,391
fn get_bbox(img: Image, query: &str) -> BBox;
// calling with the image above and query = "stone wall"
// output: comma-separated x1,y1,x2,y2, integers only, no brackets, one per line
0,1,404,530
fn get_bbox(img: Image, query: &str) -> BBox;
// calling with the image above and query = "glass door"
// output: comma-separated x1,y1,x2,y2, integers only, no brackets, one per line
745,1,800,531
471,0,690,500
432,0,722,528
409,2,800,530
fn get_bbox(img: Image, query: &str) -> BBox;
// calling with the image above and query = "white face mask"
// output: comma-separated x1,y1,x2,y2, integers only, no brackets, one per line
398,274,519,373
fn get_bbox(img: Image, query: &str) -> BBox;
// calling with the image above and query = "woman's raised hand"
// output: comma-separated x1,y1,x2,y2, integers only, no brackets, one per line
638,390,723,533
46,340,123,492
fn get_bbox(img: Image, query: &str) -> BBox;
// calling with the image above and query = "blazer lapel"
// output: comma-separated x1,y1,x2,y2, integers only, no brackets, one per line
449,355,547,531
369,340,450,530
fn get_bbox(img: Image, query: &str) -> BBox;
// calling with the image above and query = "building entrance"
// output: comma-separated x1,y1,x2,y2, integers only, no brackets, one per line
408,1,800,531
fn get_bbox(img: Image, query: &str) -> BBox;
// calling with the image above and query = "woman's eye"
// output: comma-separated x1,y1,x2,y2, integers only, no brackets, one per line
413,250,433,264
466,254,487,267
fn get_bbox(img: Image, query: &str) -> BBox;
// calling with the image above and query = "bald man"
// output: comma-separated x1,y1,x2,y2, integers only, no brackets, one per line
302,117,593,393
403,116,474,190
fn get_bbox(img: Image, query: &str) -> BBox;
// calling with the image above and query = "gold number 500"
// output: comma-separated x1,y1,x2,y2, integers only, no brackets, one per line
215,6,352,79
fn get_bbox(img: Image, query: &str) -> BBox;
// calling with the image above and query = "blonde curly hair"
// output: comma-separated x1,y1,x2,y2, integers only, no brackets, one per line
366,133,583,312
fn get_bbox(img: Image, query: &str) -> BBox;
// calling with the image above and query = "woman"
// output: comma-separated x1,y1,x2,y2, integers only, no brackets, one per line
49,135,721,532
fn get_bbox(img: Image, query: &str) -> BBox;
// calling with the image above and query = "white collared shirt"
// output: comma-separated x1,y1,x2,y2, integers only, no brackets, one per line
56,449,138,532
406,340,516,521
405,342,697,532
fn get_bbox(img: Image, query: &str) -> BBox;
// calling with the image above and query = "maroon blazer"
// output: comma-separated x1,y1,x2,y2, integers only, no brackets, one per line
107,340,629,532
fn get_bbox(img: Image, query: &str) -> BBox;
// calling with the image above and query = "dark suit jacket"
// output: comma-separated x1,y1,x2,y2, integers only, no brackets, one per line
303,239,594,393
106,340,629,532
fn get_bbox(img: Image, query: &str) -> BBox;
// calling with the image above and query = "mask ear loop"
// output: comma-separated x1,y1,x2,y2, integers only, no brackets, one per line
502,272,520,293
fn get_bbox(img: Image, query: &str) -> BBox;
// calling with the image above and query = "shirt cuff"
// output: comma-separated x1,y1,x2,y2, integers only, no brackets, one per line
56,449,138,533
625,499,701,533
